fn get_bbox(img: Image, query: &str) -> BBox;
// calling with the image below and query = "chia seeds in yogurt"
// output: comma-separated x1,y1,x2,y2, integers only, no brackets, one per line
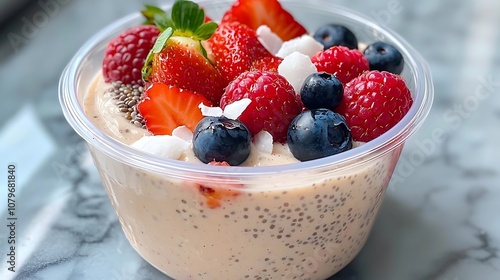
107,81,146,128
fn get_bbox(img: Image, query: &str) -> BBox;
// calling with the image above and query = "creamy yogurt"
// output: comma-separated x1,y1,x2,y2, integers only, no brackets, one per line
84,73,398,280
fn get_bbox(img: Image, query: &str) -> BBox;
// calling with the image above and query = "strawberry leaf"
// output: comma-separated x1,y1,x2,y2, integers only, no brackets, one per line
142,1,217,40
171,0,205,37
152,28,173,53
140,0,218,82
141,5,166,25
142,28,173,81
154,13,174,31
199,41,208,61
195,22,218,40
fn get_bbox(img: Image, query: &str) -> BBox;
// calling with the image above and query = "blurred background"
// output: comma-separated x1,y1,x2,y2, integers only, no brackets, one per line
0,0,499,279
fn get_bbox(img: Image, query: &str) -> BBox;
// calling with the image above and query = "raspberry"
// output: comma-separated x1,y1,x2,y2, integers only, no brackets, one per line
335,71,413,142
220,71,302,143
311,45,369,84
102,25,160,85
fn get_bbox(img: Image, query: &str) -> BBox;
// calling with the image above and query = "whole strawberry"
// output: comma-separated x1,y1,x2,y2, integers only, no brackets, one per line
207,22,271,85
311,45,369,84
102,25,160,85
335,71,413,142
142,1,225,105
220,71,302,143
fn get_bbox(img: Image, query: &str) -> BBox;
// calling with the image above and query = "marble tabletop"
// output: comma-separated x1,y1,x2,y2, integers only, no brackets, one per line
1,0,499,279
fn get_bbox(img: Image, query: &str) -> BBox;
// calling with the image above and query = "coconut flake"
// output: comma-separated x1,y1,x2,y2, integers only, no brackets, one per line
131,135,190,159
198,99,251,120
276,35,323,59
223,98,252,120
199,102,223,117
256,25,283,55
278,52,318,95
172,126,193,142
253,131,274,154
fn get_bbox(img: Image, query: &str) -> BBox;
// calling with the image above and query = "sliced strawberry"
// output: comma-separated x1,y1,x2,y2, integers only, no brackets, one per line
207,22,271,85
198,184,240,209
138,83,212,135
197,161,242,209
221,0,307,41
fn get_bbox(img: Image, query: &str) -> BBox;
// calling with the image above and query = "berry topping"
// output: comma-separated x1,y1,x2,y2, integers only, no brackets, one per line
193,116,251,166
197,160,242,209
220,71,303,143
198,183,240,209
300,72,343,110
221,0,307,41
287,109,352,161
138,83,212,135
102,25,160,85
250,55,283,73
142,1,225,104
311,45,369,84
335,71,413,142
313,24,358,50
207,22,271,85
363,41,404,74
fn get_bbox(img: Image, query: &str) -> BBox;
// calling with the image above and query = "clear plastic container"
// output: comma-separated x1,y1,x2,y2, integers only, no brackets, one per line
59,1,433,279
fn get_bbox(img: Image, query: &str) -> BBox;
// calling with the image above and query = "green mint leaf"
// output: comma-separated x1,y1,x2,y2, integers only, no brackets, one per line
195,22,218,40
171,0,205,33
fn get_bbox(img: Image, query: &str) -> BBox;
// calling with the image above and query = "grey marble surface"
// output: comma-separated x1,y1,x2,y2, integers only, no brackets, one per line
1,0,499,279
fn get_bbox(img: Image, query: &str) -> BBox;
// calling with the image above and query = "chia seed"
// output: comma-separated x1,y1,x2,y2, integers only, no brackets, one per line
106,81,146,128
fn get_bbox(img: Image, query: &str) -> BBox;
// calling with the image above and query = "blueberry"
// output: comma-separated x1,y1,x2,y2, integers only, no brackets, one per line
313,24,358,50
193,116,251,166
363,41,404,74
300,72,343,110
287,109,352,161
